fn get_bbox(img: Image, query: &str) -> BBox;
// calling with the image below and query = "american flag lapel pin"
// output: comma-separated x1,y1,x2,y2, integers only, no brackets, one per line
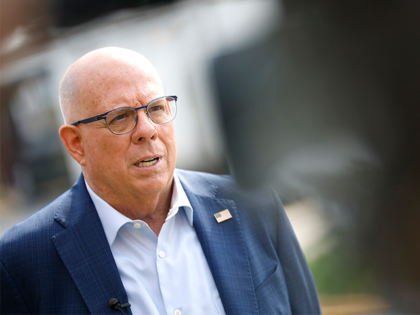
214,209,232,223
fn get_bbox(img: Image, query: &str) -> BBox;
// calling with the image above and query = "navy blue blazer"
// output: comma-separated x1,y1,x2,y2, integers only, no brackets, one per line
1,169,321,314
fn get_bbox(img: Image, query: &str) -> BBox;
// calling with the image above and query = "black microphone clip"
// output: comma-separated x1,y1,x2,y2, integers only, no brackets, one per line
109,298,131,315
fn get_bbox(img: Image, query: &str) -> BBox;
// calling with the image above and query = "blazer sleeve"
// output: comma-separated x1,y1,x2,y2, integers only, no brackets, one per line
1,260,31,315
271,188,322,314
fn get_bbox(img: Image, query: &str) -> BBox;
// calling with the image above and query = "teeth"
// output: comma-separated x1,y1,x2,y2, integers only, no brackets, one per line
136,158,158,167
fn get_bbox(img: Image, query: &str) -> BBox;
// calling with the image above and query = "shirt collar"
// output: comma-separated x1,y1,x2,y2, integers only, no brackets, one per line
85,173,193,247
167,172,193,224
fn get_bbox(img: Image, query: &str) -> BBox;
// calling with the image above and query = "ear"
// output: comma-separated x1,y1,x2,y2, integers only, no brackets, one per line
59,125,86,166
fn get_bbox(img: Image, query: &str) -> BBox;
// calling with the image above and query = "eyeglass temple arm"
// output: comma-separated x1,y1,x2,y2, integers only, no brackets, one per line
71,115,105,126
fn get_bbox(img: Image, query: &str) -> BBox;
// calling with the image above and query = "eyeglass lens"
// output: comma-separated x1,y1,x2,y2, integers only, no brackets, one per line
105,96,177,134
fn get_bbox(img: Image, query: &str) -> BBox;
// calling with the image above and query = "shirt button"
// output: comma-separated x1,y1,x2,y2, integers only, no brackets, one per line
174,310,181,315
133,223,141,229
158,250,165,258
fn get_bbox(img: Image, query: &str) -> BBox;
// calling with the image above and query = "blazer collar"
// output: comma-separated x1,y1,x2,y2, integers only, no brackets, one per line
52,174,131,315
176,169,259,315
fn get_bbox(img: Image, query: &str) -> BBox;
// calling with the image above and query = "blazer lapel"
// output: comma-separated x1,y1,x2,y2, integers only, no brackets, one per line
177,170,259,315
52,175,131,315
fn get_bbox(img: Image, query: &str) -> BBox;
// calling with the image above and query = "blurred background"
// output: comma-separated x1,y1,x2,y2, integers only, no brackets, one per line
1,0,419,314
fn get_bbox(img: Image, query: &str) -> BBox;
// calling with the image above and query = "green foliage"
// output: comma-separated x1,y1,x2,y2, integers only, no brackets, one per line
309,245,380,295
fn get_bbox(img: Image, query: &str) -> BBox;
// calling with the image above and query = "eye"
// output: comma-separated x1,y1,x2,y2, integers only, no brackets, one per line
110,113,128,124
115,113,128,120
108,109,132,125
149,105,164,112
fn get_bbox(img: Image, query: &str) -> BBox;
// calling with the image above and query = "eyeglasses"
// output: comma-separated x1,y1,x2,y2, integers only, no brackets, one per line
71,95,177,135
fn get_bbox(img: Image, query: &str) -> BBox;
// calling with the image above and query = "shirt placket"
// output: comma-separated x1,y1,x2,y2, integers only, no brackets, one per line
156,214,183,315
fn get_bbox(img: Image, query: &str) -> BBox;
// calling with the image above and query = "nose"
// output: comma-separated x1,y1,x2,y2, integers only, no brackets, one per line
132,110,158,143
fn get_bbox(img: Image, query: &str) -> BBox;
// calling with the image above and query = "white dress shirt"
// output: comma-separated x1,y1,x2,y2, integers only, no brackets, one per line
85,174,225,315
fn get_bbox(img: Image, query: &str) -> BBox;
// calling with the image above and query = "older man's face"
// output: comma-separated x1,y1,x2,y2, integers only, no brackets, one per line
78,59,176,203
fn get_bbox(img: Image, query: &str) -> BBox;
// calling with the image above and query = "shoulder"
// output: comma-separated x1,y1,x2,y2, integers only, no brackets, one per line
175,168,280,215
1,174,90,253
0,190,69,261
175,168,246,199
175,168,234,188
176,167,276,197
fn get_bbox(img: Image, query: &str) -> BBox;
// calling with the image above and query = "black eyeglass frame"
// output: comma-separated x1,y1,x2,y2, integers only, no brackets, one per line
70,95,178,135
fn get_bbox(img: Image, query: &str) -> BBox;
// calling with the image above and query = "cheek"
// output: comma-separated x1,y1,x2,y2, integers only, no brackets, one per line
85,135,127,171
162,126,177,164
168,139,177,164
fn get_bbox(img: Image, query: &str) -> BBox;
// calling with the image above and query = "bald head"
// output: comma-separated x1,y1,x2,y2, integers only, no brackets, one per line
59,47,163,124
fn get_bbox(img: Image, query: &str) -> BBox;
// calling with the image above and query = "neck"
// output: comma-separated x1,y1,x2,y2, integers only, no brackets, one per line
86,176,174,236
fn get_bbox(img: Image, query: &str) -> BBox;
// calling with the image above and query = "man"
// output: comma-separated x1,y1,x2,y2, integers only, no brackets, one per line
0,47,321,314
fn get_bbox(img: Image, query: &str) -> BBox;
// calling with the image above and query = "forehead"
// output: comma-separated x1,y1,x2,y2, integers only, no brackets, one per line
78,58,164,115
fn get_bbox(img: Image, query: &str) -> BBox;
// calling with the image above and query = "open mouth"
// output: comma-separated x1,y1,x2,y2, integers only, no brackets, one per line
135,157,159,167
